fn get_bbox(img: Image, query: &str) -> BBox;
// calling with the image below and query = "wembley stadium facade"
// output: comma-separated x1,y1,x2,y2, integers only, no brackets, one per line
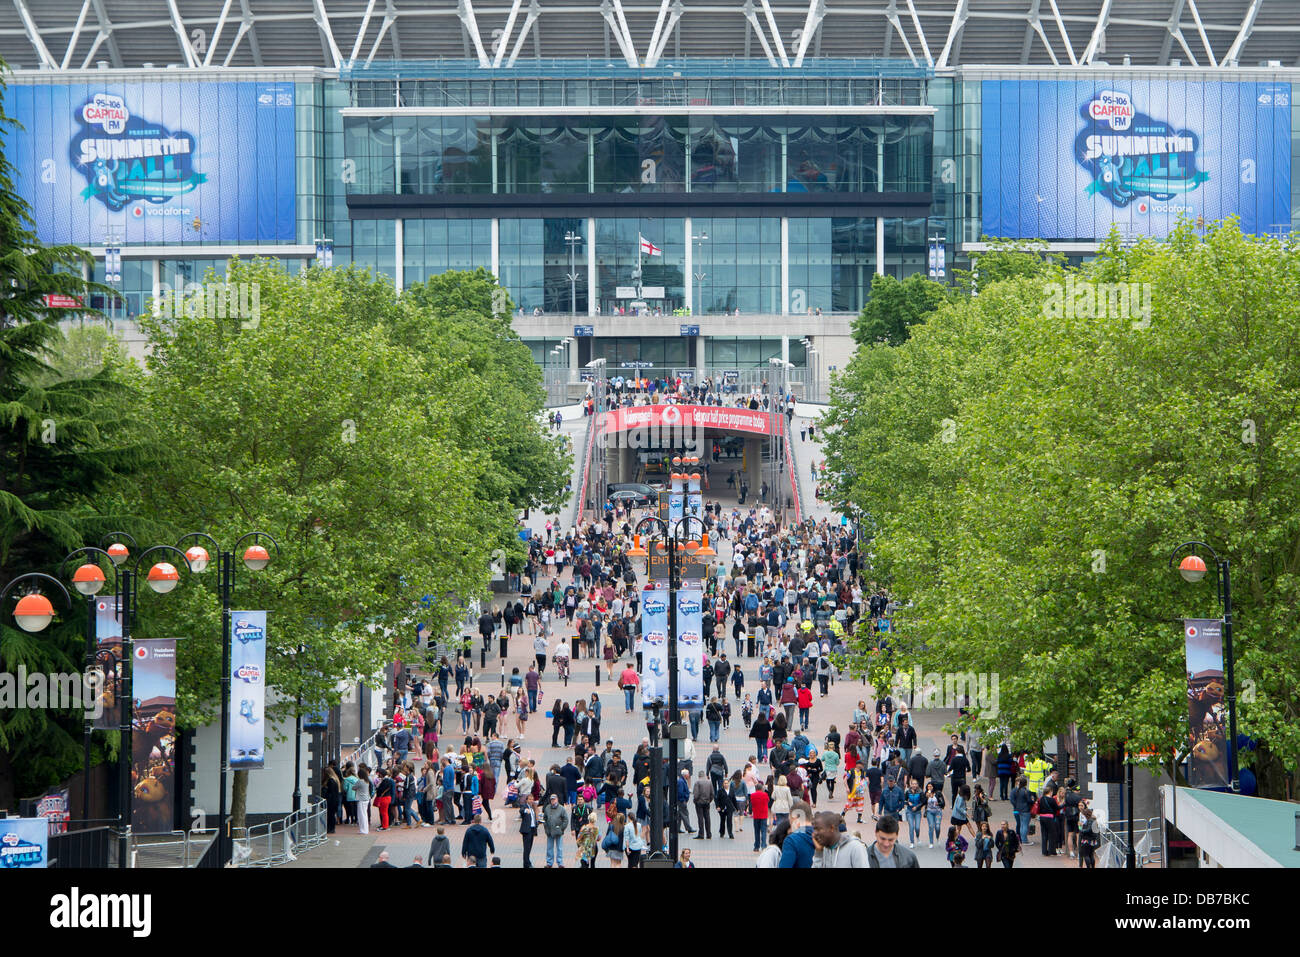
3,0,1298,388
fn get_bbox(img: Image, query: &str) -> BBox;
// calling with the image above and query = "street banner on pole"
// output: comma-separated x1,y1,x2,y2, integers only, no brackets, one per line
1183,618,1229,788
640,587,669,707
230,611,267,770
131,638,177,833
93,595,123,730
676,587,704,711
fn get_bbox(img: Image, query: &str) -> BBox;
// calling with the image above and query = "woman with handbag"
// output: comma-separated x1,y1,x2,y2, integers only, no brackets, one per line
603,812,627,867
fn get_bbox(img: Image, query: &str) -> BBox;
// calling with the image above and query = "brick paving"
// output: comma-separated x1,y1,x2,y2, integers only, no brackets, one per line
287,412,1080,869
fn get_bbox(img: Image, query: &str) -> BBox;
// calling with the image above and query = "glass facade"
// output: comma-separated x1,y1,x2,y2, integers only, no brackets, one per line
705,337,807,367
594,218,685,313
344,114,932,195
404,219,492,285
690,217,781,314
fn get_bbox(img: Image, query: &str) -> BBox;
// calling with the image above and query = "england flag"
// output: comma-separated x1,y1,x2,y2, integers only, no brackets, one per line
638,235,662,256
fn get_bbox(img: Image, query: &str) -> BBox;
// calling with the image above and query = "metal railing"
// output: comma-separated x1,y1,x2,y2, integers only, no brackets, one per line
231,797,329,867
132,827,220,868
1094,816,1163,868
343,728,382,770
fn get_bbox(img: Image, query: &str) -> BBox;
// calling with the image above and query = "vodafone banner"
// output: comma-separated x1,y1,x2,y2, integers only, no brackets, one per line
602,405,774,436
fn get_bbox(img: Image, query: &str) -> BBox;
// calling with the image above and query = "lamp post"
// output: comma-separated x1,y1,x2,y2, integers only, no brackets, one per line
99,539,192,868
1170,541,1237,792
692,230,709,316
56,547,121,823
565,230,583,316
176,531,280,866
628,513,714,864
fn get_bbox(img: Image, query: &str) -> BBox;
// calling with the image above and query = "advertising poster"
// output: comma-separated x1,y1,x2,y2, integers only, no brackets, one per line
1184,618,1230,788
230,611,267,770
131,638,176,833
9,81,297,245
0,818,49,869
676,587,705,711
687,472,703,522
640,587,669,707
982,79,1291,240
92,595,122,730
33,788,70,836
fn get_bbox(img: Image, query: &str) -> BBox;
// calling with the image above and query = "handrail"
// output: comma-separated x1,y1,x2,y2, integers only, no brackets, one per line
344,728,381,770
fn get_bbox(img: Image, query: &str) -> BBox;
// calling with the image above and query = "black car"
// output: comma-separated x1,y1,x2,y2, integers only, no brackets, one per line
609,482,657,497
608,490,654,507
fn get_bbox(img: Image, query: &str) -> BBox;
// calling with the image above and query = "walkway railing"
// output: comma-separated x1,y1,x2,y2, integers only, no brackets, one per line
231,797,329,867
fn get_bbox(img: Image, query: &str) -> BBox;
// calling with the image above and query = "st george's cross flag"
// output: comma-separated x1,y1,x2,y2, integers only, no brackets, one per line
638,235,662,256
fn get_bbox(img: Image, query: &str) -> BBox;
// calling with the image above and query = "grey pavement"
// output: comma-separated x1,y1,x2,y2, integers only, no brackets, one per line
289,446,1078,868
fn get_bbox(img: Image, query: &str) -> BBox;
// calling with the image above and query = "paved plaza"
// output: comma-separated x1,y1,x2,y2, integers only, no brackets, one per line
287,411,1078,869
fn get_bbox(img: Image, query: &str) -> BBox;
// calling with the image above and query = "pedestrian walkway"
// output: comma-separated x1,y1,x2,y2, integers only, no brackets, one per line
292,505,1078,870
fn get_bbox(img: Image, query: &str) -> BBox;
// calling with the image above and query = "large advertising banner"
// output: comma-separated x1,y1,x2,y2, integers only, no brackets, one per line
676,587,705,711
982,80,1291,240
0,818,49,868
603,405,775,436
92,595,122,730
131,638,176,833
640,587,669,707
230,611,267,770
9,81,297,245
1184,618,1230,788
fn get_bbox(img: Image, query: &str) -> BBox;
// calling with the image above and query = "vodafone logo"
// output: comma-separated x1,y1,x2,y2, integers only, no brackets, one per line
131,205,144,218
1136,201,1149,215
135,645,148,659
660,405,681,426
1186,625,1198,638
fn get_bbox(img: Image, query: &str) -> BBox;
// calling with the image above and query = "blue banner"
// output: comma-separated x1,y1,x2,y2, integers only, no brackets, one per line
230,611,267,770
676,587,705,711
0,818,48,868
639,587,669,707
982,79,1291,240
10,81,296,245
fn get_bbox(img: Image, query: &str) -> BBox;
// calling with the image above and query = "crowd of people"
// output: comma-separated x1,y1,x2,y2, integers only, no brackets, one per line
320,436,1092,868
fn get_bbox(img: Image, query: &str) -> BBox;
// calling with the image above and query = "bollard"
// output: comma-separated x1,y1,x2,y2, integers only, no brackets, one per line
595,666,600,686
481,646,487,669
500,666,505,688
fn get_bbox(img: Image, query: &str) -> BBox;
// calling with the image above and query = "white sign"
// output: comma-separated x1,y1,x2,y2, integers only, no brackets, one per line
616,286,665,299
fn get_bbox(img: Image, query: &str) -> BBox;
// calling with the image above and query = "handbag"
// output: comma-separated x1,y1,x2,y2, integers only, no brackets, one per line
472,795,483,816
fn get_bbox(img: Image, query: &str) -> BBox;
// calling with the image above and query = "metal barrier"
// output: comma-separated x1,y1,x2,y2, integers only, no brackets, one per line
231,797,329,867
132,828,220,868
1095,816,1163,868
343,728,382,771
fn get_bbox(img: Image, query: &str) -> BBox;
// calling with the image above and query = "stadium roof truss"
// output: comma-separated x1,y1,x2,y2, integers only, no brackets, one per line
3,0,1300,72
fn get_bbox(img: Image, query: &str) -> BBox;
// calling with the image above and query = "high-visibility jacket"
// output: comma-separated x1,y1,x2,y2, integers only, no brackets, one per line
1025,758,1051,794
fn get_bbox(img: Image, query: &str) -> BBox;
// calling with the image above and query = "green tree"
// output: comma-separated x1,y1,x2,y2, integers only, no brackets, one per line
136,258,562,825
826,220,1300,797
851,272,950,347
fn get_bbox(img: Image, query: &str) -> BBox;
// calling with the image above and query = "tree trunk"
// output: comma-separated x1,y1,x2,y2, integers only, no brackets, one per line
232,768,248,832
